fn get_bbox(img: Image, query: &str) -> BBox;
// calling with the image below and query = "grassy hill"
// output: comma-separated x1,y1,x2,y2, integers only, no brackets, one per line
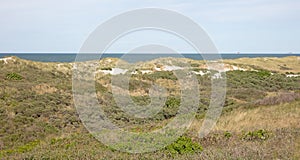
0,56,299,159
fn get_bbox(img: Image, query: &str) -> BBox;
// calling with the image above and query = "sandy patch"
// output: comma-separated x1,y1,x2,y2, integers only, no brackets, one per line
0,57,15,64
97,68,128,75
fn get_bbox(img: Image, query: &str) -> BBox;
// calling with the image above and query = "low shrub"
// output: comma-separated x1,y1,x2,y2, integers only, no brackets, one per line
166,136,203,154
162,97,180,119
6,73,23,80
242,129,270,141
224,131,232,139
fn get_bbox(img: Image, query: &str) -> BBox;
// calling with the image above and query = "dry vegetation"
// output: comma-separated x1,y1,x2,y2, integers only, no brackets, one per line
0,56,299,159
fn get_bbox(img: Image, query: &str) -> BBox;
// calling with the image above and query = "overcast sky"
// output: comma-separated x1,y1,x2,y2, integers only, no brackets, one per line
0,0,299,53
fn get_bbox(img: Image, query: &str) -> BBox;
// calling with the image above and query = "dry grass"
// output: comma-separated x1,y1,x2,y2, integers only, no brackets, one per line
224,56,300,73
32,83,58,95
214,100,300,132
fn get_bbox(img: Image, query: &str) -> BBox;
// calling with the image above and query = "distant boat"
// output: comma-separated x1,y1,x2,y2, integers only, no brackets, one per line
236,52,240,54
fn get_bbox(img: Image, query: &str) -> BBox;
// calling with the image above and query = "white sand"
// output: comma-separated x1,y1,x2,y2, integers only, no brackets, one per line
162,65,183,71
97,68,128,75
286,74,300,78
0,57,15,64
141,70,152,74
191,70,209,76
212,72,223,79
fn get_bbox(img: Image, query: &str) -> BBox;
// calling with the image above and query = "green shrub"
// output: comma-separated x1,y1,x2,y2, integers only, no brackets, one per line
227,70,299,92
224,131,232,139
257,70,271,77
242,129,270,141
162,97,180,119
6,73,23,80
166,136,203,154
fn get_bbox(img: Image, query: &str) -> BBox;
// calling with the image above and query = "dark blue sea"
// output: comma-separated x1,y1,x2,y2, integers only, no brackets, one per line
0,53,299,63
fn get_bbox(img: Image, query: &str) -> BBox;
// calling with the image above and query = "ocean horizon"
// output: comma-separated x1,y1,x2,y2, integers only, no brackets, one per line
0,53,299,63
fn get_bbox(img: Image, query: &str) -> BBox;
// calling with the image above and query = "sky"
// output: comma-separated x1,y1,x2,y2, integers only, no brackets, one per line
0,0,299,53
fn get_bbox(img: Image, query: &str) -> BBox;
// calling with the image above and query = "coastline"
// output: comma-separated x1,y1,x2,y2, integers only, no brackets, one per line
0,53,299,63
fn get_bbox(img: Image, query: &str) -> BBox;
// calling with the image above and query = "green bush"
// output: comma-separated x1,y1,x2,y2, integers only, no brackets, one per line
166,136,203,154
224,131,232,139
6,73,23,80
257,70,271,77
162,97,180,119
242,129,270,141
227,70,299,92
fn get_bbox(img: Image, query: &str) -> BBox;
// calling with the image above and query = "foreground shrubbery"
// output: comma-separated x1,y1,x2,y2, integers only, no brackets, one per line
166,136,203,154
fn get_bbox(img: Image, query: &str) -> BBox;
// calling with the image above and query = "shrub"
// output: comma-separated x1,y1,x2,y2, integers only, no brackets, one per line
224,131,232,139
257,70,271,77
166,136,203,154
242,129,270,141
227,70,299,92
163,97,180,119
6,73,23,80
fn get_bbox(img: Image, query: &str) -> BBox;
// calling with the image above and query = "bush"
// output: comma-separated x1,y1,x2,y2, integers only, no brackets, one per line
162,97,180,119
6,73,23,80
257,70,271,77
224,131,232,139
227,70,299,92
242,129,270,141
166,136,203,154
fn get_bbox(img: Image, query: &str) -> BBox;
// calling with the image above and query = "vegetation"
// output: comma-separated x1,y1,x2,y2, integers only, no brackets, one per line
166,136,203,154
242,129,271,141
6,72,23,80
0,56,299,159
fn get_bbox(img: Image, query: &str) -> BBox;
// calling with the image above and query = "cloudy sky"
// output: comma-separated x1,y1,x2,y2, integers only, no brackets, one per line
0,0,299,53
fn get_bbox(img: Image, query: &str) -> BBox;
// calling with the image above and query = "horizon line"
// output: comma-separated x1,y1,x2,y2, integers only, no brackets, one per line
0,52,299,54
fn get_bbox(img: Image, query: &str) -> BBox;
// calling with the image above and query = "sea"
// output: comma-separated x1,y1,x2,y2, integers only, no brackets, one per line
0,53,299,63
